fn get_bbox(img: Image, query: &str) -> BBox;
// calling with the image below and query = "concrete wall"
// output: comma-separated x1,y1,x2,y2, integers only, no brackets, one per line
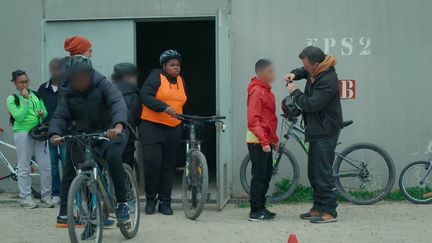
1,0,432,196
230,0,432,195
0,0,44,191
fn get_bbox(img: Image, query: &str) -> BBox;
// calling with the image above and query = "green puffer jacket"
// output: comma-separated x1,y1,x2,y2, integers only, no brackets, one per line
6,91,47,132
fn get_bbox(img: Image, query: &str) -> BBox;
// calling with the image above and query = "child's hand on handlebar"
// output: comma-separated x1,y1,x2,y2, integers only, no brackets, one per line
164,107,177,118
107,124,123,140
50,135,63,145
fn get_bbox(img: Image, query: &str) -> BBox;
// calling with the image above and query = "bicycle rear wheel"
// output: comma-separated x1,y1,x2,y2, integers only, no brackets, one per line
119,164,140,239
30,158,41,199
182,149,208,220
334,143,395,205
240,148,300,203
399,161,432,204
67,174,103,243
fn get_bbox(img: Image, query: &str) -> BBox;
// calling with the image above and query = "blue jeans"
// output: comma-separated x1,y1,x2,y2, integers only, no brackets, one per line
48,143,66,197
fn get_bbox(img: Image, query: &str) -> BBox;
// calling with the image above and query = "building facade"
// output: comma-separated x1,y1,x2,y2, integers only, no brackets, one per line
1,0,432,208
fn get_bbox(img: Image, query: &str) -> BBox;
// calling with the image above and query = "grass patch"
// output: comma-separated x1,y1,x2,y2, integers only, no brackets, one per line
0,200,18,205
237,183,409,208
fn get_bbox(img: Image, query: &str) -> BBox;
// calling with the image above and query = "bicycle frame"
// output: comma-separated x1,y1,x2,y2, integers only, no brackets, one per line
75,144,117,214
185,123,201,152
419,159,432,185
278,117,362,177
0,140,18,177
0,139,40,180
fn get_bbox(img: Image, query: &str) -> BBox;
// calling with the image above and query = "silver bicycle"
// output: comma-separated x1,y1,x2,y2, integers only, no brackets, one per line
0,128,41,198
399,158,432,204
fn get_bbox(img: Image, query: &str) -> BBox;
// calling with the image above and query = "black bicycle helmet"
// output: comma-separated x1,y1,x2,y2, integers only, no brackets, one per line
159,49,182,66
29,123,50,141
65,55,93,75
112,62,138,81
282,95,302,119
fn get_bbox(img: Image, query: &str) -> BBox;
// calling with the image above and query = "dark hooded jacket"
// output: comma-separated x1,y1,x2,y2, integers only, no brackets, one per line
291,56,343,141
114,81,140,129
49,70,127,136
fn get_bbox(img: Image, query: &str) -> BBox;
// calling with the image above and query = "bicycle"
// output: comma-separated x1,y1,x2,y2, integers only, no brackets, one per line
240,117,396,205
58,133,140,243
0,128,41,198
399,158,432,204
176,114,226,220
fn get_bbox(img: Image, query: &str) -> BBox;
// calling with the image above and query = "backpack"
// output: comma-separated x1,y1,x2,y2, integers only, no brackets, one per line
9,91,41,125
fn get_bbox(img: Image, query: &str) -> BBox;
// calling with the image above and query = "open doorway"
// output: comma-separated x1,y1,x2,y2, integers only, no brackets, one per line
136,19,217,199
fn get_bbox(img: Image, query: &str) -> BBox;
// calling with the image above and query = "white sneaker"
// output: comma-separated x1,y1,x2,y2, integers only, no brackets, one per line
52,196,60,205
20,197,38,209
40,196,55,208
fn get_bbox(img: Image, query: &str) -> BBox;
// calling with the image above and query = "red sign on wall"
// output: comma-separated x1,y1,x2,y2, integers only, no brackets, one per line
339,80,356,99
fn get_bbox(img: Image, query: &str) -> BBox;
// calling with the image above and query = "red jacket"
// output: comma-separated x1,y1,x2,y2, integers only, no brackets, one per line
247,77,278,147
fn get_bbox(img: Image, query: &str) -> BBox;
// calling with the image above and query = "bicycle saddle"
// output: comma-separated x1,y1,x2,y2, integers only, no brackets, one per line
342,120,353,128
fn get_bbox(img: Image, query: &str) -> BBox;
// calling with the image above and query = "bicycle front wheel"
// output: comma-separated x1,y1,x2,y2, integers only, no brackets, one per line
119,164,140,239
399,161,432,204
67,174,103,243
334,143,395,205
240,148,300,203
182,149,208,220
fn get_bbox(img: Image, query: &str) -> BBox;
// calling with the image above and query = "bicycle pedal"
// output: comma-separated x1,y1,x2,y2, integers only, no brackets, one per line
116,221,131,228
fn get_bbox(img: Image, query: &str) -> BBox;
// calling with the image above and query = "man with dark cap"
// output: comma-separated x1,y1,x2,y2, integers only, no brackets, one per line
112,63,141,174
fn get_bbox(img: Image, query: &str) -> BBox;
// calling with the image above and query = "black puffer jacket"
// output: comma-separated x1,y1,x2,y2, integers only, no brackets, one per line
291,66,343,141
49,70,127,135
114,81,140,128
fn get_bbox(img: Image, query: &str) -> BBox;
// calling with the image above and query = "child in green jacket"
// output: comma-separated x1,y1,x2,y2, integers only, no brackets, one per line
7,70,54,209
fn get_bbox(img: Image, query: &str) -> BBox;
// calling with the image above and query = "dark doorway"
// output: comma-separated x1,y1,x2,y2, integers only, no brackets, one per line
136,20,217,189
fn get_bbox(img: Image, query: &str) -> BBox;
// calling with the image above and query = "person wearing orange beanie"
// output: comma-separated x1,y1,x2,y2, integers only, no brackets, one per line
63,36,92,57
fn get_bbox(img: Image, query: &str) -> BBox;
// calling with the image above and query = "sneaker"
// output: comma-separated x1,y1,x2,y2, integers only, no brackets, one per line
300,209,321,220
81,223,96,240
158,200,173,215
248,210,275,222
20,197,38,209
51,196,60,205
40,196,55,208
56,216,68,228
56,216,84,228
263,208,276,218
145,198,157,215
310,212,338,224
116,203,131,225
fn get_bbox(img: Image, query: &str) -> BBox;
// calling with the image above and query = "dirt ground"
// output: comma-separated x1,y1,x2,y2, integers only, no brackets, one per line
0,194,430,243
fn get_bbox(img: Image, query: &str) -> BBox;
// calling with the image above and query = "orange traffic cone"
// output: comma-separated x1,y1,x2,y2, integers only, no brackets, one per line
288,233,299,243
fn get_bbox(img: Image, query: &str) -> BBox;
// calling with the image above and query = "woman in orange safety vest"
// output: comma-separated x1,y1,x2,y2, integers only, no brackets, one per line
139,50,187,216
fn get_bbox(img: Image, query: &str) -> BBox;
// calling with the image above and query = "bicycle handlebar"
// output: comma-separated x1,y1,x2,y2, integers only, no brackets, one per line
54,132,110,143
176,114,226,123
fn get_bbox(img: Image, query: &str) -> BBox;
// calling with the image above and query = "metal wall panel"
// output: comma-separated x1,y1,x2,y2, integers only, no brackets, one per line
230,0,432,195
45,20,135,79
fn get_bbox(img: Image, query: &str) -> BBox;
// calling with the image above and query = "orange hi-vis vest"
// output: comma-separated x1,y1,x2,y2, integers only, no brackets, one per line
141,74,187,127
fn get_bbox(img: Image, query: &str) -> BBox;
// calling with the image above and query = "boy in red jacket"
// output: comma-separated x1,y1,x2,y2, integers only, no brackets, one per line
246,59,279,221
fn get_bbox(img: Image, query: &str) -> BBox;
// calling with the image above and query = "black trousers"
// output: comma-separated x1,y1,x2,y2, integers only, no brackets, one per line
248,143,273,213
307,131,340,213
59,133,128,216
123,139,137,169
140,121,181,201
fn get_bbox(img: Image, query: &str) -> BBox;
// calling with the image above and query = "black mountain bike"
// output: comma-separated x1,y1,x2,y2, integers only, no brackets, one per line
399,158,432,204
57,133,140,243
240,117,395,205
176,114,226,220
